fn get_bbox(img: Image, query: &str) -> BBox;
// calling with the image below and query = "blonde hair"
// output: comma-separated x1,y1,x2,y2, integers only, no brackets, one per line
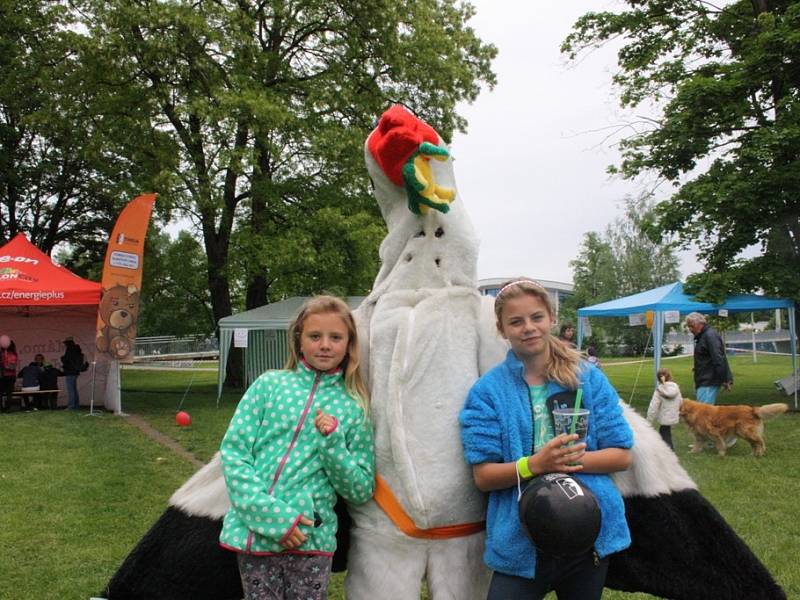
285,295,370,414
494,278,582,389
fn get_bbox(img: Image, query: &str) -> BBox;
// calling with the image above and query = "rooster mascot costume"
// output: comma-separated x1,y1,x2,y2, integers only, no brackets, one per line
101,107,785,600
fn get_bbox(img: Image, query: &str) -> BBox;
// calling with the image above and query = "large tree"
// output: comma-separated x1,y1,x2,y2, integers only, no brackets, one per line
0,1,169,253
136,230,216,337
81,0,495,383
562,0,800,305
564,195,680,355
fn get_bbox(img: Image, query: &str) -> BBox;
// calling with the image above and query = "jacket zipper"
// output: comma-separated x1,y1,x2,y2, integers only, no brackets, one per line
268,371,321,495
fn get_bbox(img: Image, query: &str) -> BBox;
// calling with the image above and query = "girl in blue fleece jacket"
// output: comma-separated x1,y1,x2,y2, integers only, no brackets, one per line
460,279,633,600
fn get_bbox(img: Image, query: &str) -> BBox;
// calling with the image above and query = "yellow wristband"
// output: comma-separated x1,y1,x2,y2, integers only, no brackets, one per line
516,456,534,479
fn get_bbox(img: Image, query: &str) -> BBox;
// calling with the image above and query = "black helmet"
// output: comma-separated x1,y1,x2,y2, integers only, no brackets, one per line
518,473,601,557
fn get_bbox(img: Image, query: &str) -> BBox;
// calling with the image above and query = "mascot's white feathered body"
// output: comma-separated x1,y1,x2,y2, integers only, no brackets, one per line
102,107,785,600
343,105,506,599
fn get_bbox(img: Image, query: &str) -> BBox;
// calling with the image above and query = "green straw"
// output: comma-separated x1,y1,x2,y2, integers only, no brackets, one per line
569,388,583,436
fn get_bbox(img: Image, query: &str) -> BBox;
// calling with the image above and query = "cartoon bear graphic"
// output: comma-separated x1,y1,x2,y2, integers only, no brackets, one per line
96,284,139,360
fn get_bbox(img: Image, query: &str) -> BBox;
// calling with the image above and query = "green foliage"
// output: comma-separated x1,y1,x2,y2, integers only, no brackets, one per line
563,1,800,308
0,410,196,600
0,1,172,255
564,195,680,355
230,206,386,303
77,0,497,322
136,230,216,336
3,0,496,340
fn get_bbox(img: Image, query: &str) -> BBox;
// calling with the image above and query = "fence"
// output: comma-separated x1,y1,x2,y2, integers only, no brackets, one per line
133,334,219,359
664,330,794,355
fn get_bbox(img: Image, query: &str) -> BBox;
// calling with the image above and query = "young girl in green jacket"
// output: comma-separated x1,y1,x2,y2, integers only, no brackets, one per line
219,295,375,599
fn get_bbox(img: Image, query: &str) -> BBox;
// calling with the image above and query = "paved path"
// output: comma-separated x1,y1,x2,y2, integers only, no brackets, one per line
125,413,205,468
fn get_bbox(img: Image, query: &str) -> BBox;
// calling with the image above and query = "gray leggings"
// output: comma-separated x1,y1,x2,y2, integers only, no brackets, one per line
237,553,332,600
487,550,609,600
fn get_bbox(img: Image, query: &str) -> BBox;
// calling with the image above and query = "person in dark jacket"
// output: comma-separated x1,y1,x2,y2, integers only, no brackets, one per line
39,357,64,410
685,312,733,404
17,354,44,410
1,335,19,413
61,337,85,410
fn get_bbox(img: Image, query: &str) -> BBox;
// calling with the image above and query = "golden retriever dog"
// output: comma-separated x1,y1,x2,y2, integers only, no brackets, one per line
679,399,788,457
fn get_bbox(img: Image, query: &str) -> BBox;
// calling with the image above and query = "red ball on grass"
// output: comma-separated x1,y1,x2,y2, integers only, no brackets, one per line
176,411,192,427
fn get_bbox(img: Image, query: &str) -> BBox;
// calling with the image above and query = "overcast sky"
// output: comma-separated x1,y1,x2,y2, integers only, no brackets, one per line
452,1,703,285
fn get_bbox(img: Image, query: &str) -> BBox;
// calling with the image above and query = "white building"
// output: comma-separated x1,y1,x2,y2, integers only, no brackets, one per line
478,277,574,317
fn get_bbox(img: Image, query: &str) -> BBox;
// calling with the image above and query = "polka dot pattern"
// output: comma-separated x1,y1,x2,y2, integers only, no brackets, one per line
219,364,376,554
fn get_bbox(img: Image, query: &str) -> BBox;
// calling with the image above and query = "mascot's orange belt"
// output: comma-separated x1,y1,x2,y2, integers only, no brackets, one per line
373,474,485,539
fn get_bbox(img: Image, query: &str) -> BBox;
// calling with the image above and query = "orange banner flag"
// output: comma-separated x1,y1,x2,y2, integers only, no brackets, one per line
95,193,156,362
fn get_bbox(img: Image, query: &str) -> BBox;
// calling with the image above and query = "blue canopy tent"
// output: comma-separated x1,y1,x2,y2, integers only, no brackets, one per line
577,281,797,408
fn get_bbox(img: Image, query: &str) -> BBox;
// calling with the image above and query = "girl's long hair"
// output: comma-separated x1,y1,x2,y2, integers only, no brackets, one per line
494,279,581,389
285,295,369,415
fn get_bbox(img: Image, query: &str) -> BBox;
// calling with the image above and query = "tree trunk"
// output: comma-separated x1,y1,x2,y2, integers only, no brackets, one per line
203,209,242,388
245,131,274,311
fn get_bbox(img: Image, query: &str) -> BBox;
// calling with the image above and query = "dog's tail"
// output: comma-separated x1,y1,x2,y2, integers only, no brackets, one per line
754,403,789,421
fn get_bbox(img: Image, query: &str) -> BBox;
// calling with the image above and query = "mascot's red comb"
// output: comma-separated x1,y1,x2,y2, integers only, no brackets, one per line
367,105,440,186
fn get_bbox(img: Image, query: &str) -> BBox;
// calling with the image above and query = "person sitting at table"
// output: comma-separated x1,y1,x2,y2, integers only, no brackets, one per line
39,357,64,410
17,354,44,410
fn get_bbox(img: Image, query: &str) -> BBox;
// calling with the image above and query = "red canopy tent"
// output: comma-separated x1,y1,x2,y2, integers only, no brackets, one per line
0,233,101,305
0,233,117,410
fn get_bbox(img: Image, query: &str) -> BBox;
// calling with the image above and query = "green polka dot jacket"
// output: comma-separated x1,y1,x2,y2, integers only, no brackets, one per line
219,361,375,555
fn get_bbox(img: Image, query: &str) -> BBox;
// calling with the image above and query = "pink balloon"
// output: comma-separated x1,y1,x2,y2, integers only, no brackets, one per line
0,335,10,349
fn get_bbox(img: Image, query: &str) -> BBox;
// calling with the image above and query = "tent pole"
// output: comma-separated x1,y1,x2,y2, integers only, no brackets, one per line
751,312,757,363
85,360,100,417
790,308,798,410
116,360,126,417
653,312,663,386
217,329,232,408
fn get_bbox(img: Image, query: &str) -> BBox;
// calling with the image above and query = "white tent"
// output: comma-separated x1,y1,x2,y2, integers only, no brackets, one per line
216,296,365,400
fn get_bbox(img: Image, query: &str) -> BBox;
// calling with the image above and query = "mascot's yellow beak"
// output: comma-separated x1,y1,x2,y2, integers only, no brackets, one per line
411,154,455,215
401,142,455,215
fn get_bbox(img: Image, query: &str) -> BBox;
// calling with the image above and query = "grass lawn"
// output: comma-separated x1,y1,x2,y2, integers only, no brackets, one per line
0,354,797,599
0,411,197,600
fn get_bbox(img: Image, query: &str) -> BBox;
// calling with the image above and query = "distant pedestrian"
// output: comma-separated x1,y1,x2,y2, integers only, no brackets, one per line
586,346,602,370
558,322,576,348
646,368,682,450
685,313,733,404
61,337,87,410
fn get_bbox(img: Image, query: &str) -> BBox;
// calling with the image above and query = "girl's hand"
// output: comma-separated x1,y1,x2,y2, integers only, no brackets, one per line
529,434,586,475
280,515,314,550
315,409,336,436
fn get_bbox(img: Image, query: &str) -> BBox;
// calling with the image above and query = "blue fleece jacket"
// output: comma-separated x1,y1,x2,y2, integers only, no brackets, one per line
459,350,633,579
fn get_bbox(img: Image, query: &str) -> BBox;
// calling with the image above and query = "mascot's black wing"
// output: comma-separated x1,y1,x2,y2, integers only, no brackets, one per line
101,456,241,600
102,408,785,600
101,454,351,600
607,405,786,600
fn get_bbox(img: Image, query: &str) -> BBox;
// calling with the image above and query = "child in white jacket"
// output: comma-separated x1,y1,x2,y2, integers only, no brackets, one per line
647,368,682,450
